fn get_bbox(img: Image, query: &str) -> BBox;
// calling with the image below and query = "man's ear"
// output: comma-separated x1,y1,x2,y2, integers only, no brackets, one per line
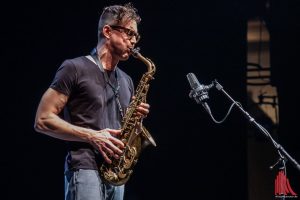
102,25,111,39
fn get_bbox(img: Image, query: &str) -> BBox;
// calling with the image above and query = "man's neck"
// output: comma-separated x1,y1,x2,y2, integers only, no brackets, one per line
96,43,118,71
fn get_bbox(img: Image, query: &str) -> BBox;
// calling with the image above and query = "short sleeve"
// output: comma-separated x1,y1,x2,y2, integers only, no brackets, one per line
50,59,77,96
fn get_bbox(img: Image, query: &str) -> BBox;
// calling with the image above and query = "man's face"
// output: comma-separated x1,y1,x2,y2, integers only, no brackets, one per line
109,20,139,60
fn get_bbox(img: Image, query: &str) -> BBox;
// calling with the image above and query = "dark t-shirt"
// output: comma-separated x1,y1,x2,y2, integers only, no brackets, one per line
50,56,134,170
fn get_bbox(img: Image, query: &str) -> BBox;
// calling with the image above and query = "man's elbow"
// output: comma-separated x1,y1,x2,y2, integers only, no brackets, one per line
34,117,46,134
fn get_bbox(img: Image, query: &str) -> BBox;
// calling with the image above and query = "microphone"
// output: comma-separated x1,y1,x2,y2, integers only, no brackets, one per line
186,72,214,114
186,72,213,104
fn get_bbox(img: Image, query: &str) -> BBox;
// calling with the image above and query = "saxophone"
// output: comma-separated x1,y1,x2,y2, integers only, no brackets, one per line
99,47,156,186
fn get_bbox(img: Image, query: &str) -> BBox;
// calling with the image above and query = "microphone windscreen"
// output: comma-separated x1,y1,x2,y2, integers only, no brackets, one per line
187,73,201,90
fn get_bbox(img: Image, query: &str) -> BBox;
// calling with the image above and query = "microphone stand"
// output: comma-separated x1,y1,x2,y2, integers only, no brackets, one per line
211,79,300,174
188,75,299,199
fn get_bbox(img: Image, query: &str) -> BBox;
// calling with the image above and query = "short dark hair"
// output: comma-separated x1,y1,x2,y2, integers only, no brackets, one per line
98,2,141,41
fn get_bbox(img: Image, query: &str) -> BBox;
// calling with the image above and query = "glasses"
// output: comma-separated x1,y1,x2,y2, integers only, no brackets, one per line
110,25,141,42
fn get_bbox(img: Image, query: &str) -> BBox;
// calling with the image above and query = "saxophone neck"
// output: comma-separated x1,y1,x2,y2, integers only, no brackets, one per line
130,47,156,74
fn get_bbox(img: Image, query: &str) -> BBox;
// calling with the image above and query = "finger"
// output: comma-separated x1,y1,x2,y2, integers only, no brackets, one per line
102,144,114,157
101,144,120,159
103,129,124,149
139,102,150,109
109,136,125,149
106,139,124,154
98,146,112,164
106,128,122,136
112,153,120,159
136,106,149,115
96,141,120,162
135,112,147,119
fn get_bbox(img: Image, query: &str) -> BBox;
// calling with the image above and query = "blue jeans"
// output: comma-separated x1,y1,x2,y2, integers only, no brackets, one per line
64,169,124,200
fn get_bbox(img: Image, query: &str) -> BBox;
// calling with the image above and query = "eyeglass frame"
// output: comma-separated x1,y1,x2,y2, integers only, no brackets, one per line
109,25,141,42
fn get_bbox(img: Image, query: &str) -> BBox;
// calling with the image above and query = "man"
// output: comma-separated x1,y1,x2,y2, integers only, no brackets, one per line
34,3,149,200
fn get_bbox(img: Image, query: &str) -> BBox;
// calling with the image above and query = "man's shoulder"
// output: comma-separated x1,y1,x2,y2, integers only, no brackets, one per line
60,56,94,71
63,56,89,66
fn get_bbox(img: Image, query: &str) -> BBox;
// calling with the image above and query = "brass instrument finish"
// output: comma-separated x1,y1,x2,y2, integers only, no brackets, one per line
99,47,156,186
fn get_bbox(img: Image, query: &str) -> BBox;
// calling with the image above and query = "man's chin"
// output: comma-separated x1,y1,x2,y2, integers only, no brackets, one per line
120,53,130,60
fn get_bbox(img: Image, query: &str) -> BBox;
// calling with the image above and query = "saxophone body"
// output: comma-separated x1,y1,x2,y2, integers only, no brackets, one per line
99,47,156,186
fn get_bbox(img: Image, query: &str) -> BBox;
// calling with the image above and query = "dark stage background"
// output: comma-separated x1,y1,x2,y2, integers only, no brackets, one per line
1,0,297,199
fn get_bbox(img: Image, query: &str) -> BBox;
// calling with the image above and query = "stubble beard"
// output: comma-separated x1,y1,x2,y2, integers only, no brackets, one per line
111,42,130,61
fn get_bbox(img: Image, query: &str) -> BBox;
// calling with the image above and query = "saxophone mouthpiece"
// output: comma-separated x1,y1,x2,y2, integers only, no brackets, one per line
131,47,141,58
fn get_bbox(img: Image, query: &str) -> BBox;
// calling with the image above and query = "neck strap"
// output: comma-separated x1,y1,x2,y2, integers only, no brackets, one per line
90,48,124,118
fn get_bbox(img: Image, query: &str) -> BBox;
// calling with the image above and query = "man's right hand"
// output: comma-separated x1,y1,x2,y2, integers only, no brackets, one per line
89,128,124,164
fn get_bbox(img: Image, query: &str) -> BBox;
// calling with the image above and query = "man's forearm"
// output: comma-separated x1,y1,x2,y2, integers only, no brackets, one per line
34,113,93,143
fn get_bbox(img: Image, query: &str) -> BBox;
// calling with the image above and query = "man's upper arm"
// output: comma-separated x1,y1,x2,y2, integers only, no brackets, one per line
36,88,69,119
